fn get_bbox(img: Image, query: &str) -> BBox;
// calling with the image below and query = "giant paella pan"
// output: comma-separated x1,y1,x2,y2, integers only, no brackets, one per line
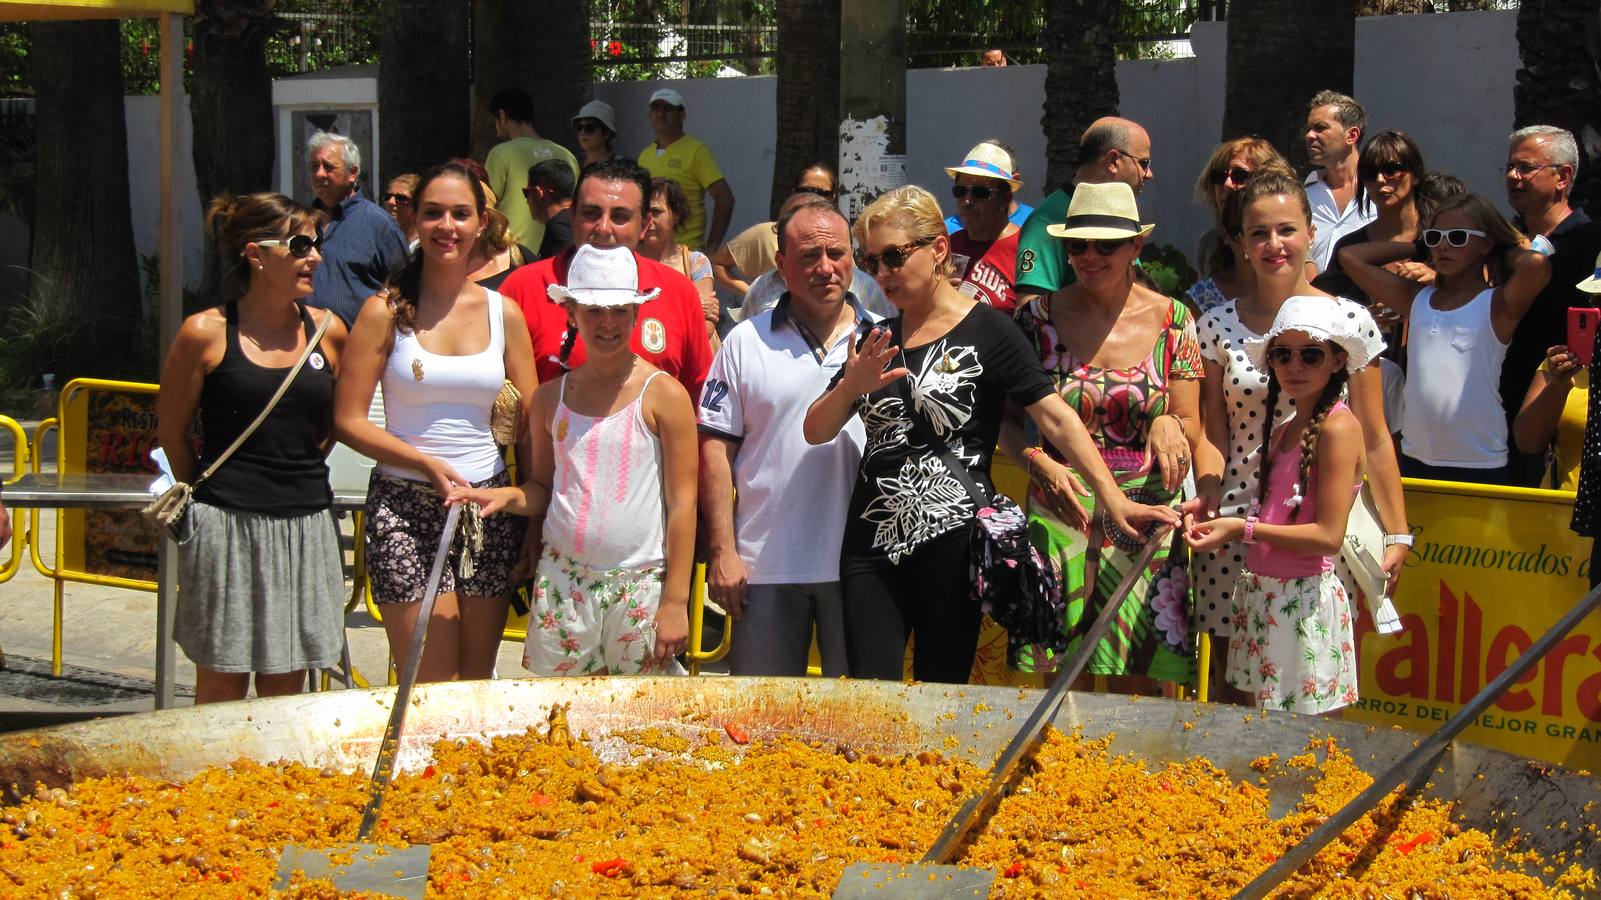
0,677,1596,897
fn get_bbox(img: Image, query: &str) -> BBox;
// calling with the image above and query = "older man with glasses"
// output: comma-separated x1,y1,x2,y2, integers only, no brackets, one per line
1501,125,1601,486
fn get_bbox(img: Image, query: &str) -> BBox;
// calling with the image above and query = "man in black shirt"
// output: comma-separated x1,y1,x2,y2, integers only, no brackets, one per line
525,158,575,261
1503,125,1601,486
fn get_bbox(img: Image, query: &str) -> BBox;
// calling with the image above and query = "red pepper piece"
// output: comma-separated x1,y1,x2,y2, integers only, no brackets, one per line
1396,831,1435,855
530,793,555,807
725,723,750,744
591,857,629,878
1003,861,1025,878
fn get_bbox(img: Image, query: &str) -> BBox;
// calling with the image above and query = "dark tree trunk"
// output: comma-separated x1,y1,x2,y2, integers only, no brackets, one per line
772,0,840,218
1222,0,1356,172
1041,0,1121,191
1514,0,1601,214
471,0,590,162
380,0,470,180
29,20,140,323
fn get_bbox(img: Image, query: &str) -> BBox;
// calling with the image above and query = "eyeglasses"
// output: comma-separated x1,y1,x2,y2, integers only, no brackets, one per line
255,233,322,259
1503,161,1559,178
575,120,605,135
1422,228,1487,248
795,185,837,200
1117,149,1153,172
858,238,932,275
1208,167,1252,187
951,184,1004,202
1266,345,1329,368
1364,162,1411,180
381,192,412,204
1063,237,1133,257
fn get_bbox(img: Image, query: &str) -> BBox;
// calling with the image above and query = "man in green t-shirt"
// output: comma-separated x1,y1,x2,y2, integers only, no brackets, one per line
486,86,580,250
1015,116,1155,309
638,88,735,252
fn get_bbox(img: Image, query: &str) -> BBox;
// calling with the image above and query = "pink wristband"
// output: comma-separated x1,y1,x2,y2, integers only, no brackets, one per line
1243,515,1259,545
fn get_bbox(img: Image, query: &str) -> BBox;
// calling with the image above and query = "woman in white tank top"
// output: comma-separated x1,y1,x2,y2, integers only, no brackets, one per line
1339,193,1550,484
453,244,699,676
334,162,538,683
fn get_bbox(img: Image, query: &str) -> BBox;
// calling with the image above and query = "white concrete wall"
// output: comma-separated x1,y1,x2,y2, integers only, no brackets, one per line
4,8,1517,295
123,95,206,301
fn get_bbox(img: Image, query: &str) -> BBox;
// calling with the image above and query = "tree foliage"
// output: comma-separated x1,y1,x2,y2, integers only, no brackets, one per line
1222,0,1357,171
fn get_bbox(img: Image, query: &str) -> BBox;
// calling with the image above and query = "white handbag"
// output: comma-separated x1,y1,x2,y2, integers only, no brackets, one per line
1337,483,1403,634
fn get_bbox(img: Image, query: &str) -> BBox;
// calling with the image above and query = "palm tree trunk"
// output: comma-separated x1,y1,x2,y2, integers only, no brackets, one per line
772,0,840,218
29,20,140,323
1041,0,1121,191
379,0,470,180
471,0,590,162
1515,0,1601,213
1222,0,1356,171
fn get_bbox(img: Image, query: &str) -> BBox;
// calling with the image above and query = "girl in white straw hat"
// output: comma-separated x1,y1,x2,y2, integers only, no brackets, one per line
453,243,698,676
1186,296,1372,714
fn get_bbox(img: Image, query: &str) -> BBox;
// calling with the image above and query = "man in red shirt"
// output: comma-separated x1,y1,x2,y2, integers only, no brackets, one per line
499,158,712,399
945,140,1023,313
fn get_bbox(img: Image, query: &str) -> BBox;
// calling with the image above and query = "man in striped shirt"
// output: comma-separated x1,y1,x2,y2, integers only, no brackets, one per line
305,132,408,326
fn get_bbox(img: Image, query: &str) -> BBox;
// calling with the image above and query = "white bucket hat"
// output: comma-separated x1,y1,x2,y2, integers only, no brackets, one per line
1046,182,1155,240
571,99,617,135
1243,296,1386,374
943,142,1022,190
546,245,661,307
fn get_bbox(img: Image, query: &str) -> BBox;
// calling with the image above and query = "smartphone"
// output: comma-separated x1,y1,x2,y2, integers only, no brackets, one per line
1568,306,1597,368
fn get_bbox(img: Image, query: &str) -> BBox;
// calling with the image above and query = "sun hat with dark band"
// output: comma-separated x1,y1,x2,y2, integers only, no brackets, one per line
547,244,661,307
943,142,1022,190
1577,248,1601,293
1046,181,1155,240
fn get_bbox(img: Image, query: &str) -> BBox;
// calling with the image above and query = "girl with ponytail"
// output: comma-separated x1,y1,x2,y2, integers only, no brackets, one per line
1186,297,1370,714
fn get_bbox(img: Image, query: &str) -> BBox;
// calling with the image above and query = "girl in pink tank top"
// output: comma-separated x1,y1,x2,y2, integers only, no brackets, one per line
1185,297,1369,714
453,245,699,675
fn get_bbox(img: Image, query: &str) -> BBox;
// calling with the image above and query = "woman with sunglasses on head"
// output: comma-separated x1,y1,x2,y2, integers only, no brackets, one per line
1187,137,1292,314
713,161,838,299
335,161,538,683
156,193,347,704
945,140,1024,313
1000,182,1202,693
1340,194,1550,484
572,100,621,168
803,185,1179,684
1314,131,1434,307
1191,170,1406,698
383,173,420,249
642,177,721,350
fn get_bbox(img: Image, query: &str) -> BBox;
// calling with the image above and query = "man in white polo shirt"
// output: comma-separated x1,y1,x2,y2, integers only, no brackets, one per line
698,198,877,676
1304,90,1376,274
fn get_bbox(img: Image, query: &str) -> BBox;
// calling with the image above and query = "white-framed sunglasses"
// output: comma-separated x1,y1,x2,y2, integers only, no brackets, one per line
255,233,323,258
1422,228,1487,248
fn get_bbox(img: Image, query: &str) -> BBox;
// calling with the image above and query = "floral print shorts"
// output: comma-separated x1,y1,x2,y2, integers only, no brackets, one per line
365,470,526,604
523,546,683,676
1226,569,1357,715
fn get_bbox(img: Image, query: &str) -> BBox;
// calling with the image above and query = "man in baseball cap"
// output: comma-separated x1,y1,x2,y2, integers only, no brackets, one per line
639,86,735,252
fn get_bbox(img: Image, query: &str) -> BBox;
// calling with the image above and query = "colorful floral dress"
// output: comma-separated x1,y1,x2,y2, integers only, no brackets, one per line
1013,296,1201,681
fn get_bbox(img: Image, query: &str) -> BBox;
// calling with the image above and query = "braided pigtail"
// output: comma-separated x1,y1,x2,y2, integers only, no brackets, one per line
1289,369,1349,522
1252,373,1282,517
558,320,578,368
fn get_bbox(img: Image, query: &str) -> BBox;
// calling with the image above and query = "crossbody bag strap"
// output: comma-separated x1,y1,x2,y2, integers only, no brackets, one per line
893,365,990,511
193,308,335,487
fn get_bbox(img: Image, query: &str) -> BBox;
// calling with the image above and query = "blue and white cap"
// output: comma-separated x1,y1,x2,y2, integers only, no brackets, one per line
943,142,1022,190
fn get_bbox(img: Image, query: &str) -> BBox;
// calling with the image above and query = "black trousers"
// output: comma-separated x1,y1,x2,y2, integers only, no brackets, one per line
840,529,980,684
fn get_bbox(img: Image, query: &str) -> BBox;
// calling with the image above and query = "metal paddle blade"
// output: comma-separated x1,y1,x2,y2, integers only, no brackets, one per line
273,842,431,898
832,861,995,898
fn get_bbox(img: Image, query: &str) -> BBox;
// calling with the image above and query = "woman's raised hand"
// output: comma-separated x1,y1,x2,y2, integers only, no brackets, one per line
839,327,911,397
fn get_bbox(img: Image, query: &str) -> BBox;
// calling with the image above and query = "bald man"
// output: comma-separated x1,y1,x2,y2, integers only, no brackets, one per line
1014,116,1154,309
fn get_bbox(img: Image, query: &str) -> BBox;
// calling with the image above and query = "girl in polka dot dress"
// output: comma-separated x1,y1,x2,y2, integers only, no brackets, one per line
1189,171,1409,696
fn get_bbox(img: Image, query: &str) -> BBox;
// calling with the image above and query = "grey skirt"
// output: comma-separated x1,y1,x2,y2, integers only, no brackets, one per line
174,501,346,674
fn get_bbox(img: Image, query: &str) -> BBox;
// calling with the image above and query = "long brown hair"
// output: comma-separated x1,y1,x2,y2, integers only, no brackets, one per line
205,193,322,301
386,162,487,333
1429,193,1526,287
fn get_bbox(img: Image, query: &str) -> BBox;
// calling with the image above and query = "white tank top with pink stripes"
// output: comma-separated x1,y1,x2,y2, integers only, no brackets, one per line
542,370,668,570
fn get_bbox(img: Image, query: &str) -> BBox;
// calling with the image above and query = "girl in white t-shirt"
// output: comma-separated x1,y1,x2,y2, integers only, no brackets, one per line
453,244,698,675
1339,193,1550,483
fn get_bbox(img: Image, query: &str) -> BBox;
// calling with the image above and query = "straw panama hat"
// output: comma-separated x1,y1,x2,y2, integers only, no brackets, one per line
1046,182,1156,240
570,99,617,134
1576,247,1601,293
1243,296,1385,374
944,142,1022,190
547,245,661,307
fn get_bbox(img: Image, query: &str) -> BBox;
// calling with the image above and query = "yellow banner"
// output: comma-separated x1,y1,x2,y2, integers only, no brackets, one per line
1347,479,1601,772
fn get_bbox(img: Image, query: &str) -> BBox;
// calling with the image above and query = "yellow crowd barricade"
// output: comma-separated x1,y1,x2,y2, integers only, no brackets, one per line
0,414,28,585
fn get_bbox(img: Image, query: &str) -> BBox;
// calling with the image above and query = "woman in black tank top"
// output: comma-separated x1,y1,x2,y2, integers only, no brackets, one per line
156,193,350,704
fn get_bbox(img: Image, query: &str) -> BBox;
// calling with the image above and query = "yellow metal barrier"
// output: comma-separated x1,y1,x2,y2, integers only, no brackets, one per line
0,415,28,584
687,562,731,674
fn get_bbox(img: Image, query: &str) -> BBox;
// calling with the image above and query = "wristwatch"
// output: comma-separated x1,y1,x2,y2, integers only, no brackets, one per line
1383,532,1415,548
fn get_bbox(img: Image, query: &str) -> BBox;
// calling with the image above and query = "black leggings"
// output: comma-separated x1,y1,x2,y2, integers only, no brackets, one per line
841,529,980,684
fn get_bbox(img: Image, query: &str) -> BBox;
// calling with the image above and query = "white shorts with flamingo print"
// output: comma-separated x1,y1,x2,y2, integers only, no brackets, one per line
523,545,685,676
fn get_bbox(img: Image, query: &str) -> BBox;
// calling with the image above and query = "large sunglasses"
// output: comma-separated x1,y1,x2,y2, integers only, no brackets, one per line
1363,162,1411,181
256,233,323,259
1208,166,1252,187
1266,345,1330,368
1063,237,1133,257
1422,227,1487,248
795,185,837,200
575,120,605,135
951,184,1003,202
381,191,412,204
858,238,932,275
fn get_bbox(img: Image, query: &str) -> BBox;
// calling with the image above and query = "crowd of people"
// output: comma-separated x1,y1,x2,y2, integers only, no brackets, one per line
114,83,1601,718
